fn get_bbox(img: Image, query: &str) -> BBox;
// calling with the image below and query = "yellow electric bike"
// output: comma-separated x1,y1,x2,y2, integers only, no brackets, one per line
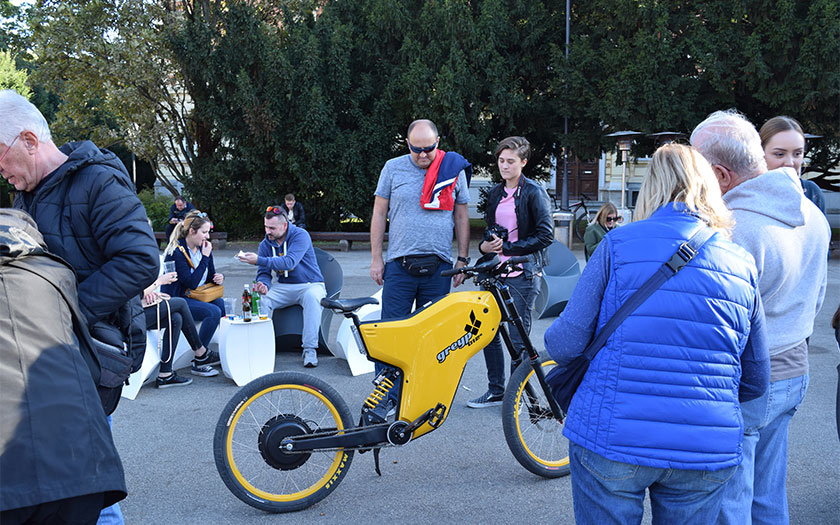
213,254,569,513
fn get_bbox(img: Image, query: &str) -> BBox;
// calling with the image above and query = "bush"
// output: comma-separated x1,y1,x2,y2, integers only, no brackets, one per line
138,189,173,232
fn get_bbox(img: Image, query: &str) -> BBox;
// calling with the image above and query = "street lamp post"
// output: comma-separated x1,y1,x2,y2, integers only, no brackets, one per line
605,130,643,218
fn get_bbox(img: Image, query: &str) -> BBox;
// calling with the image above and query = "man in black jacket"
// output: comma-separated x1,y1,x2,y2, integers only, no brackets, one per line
1,90,159,376
282,193,306,229
165,195,194,241
2,88,158,523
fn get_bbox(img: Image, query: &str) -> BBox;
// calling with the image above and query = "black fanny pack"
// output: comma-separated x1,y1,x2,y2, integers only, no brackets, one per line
398,254,441,277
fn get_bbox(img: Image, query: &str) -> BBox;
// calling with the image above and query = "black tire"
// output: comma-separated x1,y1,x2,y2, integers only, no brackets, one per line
572,204,591,243
213,372,355,513
502,358,570,478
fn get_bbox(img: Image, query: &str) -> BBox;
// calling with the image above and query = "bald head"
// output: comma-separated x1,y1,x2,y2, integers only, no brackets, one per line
407,119,438,138
406,119,440,169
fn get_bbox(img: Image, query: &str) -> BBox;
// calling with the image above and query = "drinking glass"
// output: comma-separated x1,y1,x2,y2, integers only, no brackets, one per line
223,298,236,319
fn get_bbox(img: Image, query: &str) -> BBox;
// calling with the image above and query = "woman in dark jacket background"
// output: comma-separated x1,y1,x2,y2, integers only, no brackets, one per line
161,210,223,377
467,136,553,408
583,202,621,261
545,144,769,524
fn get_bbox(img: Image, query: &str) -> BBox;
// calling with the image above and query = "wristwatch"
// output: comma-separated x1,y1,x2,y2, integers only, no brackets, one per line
457,256,470,264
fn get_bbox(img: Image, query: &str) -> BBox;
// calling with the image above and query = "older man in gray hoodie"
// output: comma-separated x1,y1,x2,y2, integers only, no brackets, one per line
691,110,830,525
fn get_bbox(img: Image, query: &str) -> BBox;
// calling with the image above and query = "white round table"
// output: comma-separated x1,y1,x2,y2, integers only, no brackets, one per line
218,316,275,386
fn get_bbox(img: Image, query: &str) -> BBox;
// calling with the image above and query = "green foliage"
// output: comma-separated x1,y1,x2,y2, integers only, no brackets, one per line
171,0,565,233
0,1,27,53
29,0,197,193
561,0,839,182
137,189,173,232
0,50,30,99
20,0,840,223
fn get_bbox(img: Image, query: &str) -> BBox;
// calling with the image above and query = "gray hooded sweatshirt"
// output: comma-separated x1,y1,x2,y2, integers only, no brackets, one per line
723,167,830,379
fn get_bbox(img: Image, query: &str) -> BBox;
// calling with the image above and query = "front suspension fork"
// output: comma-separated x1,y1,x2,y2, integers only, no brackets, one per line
495,287,565,420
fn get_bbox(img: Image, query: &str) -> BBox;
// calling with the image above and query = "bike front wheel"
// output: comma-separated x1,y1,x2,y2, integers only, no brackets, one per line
213,372,355,513
502,358,570,478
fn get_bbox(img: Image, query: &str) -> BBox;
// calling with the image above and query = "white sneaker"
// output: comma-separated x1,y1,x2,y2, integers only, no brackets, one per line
303,348,318,368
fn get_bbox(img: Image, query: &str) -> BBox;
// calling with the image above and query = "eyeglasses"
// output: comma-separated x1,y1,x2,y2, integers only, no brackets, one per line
266,205,285,216
605,215,623,223
407,140,438,155
0,135,19,166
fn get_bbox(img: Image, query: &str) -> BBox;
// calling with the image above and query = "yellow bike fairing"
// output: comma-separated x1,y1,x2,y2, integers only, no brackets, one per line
359,291,502,438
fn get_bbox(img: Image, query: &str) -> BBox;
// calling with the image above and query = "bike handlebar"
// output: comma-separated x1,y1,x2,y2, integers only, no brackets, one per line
440,266,460,277
440,255,531,278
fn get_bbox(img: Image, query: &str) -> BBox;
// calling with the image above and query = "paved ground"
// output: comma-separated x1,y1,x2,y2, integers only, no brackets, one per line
111,240,840,524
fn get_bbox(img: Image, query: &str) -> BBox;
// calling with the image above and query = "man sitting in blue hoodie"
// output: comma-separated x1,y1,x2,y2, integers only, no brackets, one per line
237,206,325,367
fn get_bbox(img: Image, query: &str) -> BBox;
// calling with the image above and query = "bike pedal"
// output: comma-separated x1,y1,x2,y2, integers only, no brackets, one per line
427,403,447,428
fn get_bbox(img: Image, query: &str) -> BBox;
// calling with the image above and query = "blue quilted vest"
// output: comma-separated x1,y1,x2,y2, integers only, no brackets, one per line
563,204,758,471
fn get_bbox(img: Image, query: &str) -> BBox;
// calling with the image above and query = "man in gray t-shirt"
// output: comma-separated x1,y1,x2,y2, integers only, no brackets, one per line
370,118,470,322
368,119,470,414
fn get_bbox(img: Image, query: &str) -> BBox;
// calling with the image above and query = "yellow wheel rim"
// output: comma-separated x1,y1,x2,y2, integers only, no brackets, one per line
514,362,570,469
225,383,348,501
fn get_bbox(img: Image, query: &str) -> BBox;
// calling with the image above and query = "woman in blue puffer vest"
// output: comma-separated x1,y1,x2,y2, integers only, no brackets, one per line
545,143,770,524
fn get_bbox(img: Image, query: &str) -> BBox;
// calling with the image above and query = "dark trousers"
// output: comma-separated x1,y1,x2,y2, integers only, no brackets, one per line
1,492,105,525
184,297,224,348
376,258,453,402
144,297,203,373
481,274,537,396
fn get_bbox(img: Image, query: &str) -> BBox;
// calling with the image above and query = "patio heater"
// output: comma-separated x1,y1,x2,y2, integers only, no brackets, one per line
605,130,643,218
647,131,685,148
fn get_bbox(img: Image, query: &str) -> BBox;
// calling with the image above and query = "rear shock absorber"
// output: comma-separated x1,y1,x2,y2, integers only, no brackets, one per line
362,369,398,424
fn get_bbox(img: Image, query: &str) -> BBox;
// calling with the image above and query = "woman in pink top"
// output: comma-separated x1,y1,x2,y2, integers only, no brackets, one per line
467,136,553,408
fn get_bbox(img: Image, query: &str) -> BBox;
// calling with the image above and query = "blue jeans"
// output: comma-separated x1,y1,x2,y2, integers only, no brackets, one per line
98,416,124,524
569,442,736,525
481,275,537,396
184,297,224,348
376,258,453,401
717,374,809,525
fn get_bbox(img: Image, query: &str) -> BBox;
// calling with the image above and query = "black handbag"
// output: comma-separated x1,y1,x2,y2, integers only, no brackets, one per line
546,226,714,414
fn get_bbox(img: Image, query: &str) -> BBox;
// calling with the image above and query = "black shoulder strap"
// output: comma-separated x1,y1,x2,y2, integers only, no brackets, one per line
582,226,716,361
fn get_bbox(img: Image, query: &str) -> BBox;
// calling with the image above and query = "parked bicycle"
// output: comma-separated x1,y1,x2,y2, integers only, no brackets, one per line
552,193,593,243
569,194,594,243
213,254,569,513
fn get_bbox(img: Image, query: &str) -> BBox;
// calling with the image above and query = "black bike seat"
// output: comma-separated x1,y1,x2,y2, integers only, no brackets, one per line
321,297,379,313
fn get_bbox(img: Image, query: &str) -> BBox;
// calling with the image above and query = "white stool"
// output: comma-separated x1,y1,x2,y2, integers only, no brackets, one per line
333,289,383,376
218,317,275,386
121,331,163,400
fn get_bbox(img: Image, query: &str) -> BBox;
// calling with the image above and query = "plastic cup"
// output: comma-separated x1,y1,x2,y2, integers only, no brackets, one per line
223,298,236,319
163,261,175,274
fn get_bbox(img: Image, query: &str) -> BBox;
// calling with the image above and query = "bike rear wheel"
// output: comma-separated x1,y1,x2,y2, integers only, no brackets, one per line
571,203,591,243
213,372,355,513
502,358,570,478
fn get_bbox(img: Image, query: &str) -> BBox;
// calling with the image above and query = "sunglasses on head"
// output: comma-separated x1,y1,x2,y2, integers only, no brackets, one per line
407,140,438,155
605,215,623,223
266,206,288,219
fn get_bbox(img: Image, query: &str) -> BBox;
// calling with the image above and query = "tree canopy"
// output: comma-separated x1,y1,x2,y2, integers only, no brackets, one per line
9,0,839,233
